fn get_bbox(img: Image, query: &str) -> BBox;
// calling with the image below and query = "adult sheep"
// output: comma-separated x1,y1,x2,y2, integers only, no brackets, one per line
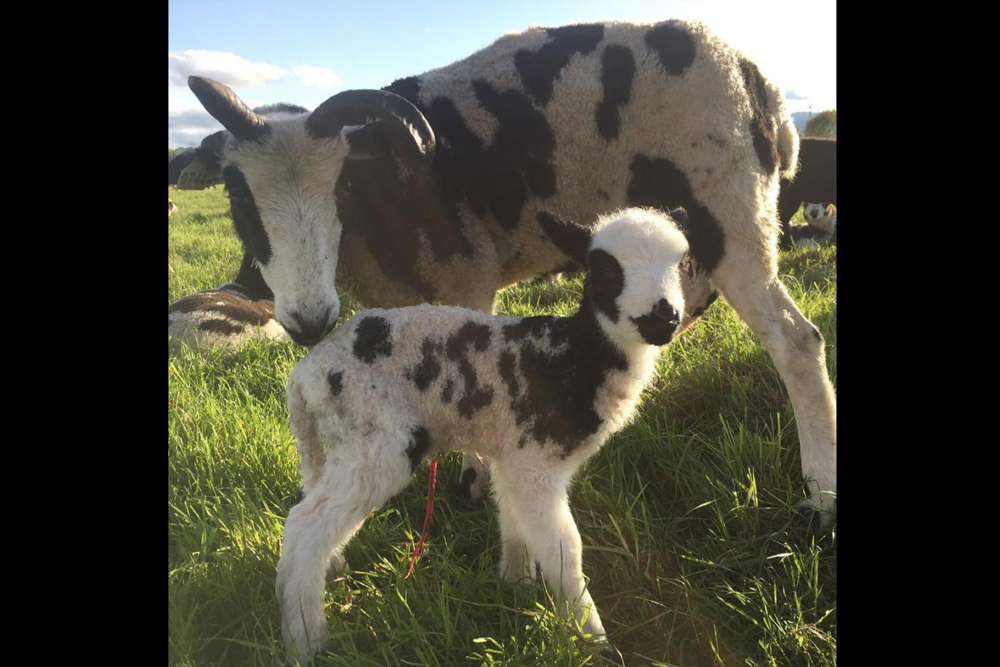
184,19,836,520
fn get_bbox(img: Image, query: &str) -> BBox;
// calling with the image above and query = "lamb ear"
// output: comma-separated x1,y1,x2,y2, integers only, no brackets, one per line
536,211,592,265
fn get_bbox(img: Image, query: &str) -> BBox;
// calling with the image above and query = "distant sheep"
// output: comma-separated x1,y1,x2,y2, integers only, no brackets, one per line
168,254,289,353
778,137,837,248
790,202,836,248
277,207,689,662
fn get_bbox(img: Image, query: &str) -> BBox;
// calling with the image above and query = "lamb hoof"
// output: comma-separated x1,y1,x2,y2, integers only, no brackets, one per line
455,467,486,504
595,642,625,666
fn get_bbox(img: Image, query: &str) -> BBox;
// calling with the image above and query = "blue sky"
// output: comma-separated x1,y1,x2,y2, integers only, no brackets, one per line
169,0,836,147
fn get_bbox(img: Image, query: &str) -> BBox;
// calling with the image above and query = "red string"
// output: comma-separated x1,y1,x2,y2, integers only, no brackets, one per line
406,457,438,578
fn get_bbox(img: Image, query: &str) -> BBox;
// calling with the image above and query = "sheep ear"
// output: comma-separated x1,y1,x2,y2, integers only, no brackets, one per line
536,211,592,265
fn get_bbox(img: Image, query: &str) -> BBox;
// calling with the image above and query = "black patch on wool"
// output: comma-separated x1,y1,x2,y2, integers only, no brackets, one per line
445,322,494,419
502,299,628,455
327,371,343,396
440,378,455,404
738,57,779,175
596,45,636,141
329,76,476,302
515,24,605,106
169,290,275,325
353,316,393,363
586,249,625,323
644,22,696,76
223,166,272,265
381,76,557,233
498,351,520,399
407,339,443,391
406,426,432,473
385,76,421,102
627,154,726,273
502,316,555,343
335,150,466,302
471,80,557,227
198,319,246,335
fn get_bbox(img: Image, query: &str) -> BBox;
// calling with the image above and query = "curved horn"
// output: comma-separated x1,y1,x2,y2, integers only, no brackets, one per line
305,89,435,165
188,76,270,143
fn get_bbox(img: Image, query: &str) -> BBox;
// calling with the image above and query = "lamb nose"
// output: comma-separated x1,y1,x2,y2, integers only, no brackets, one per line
653,299,678,322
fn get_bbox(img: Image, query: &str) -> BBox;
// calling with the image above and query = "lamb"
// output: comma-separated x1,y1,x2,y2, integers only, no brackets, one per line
789,202,836,248
277,207,689,662
168,200,177,216
168,253,289,353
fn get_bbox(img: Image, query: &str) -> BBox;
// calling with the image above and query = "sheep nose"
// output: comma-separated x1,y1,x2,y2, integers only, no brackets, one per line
286,308,335,347
652,299,678,324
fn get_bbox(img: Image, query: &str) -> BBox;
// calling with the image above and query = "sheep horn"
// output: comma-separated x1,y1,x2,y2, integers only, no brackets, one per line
188,76,270,144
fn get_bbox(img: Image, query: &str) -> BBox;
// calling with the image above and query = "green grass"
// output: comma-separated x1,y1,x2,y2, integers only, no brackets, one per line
169,188,836,666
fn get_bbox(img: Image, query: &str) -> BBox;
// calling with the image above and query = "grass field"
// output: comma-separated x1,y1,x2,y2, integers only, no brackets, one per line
169,187,836,667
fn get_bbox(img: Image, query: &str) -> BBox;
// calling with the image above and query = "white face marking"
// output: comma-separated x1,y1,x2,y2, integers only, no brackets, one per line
222,120,352,338
588,209,689,348
802,202,837,234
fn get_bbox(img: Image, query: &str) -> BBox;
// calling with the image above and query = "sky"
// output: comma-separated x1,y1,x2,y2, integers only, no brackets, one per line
168,0,836,147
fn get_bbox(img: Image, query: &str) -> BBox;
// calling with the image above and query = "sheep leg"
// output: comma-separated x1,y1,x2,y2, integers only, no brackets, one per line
494,483,534,582
492,465,606,639
710,238,837,526
276,433,415,661
287,383,325,496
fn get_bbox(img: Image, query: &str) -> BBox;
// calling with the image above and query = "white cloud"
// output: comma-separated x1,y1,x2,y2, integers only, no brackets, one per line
168,108,223,148
292,65,344,89
168,49,289,88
